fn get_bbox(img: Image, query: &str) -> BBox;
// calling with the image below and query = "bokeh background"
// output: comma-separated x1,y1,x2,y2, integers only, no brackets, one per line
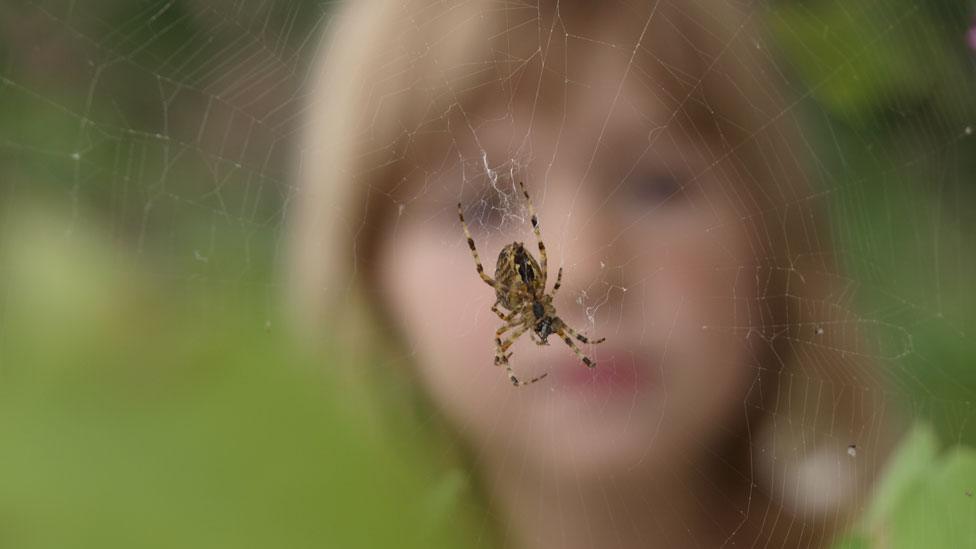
1,1,975,547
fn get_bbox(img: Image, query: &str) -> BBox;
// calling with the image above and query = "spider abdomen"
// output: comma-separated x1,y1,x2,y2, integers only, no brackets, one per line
494,242,544,309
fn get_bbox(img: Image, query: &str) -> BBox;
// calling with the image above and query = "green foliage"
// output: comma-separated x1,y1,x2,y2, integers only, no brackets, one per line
0,208,479,549
769,0,976,445
834,423,976,548
769,0,972,127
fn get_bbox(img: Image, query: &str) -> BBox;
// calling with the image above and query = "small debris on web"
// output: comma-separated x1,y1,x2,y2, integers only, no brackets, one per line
585,306,597,324
966,490,973,498
847,444,857,458
576,290,588,306
815,326,825,336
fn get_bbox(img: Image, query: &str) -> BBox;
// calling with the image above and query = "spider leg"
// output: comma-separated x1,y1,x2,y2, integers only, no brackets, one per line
491,301,519,322
494,322,548,386
554,324,598,368
513,300,548,346
518,181,547,289
496,322,529,355
495,318,522,339
550,267,563,297
458,203,496,288
506,364,548,386
490,320,520,367
493,317,523,360
560,323,606,345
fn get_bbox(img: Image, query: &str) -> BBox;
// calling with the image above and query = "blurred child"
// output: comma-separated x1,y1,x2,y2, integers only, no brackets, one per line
291,1,893,546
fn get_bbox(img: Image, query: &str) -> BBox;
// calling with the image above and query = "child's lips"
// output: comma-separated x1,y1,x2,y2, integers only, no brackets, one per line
555,348,650,391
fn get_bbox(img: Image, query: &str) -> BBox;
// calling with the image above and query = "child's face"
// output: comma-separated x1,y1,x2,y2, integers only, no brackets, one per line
376,53,761,479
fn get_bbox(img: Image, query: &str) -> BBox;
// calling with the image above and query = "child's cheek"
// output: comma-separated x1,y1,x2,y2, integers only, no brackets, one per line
378,222,506,420
644,217,757,408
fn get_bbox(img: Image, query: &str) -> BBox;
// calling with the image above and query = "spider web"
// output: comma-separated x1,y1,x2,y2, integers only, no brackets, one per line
1,0,975,547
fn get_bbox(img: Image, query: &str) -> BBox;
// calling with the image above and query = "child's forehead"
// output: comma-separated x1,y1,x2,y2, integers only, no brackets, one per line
373,2,721,192
424,65,692,169
399,4,700,120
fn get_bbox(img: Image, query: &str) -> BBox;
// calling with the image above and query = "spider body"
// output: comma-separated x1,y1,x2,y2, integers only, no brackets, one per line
495,242,558,343
493,242,542,308
458,182,605,386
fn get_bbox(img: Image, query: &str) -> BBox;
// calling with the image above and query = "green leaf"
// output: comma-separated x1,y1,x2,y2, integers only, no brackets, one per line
837,423,976,548
769,1,954,126
890,447,976,548
863,422,939,530
832,533,871,549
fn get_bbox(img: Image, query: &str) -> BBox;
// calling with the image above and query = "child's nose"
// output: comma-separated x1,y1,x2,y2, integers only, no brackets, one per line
538,186,628,308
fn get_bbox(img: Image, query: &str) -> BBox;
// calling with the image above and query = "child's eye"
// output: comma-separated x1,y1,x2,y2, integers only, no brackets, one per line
629,172,685,205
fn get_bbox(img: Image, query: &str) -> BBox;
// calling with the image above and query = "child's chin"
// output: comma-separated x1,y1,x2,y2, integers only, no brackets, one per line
525,403,681,479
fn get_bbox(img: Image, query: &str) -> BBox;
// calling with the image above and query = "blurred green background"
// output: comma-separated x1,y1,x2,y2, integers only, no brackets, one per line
1,0,975,547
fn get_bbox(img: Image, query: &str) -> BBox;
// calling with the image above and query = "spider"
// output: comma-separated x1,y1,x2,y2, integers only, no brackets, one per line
458,181,605,386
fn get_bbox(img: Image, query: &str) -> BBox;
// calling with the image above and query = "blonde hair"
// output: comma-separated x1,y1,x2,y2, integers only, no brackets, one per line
289,0,894,538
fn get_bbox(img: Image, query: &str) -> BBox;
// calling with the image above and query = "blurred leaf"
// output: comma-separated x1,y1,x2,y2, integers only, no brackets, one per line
863,422,939,530
831,533,871,549
836,423,976,548
889,447,976,548
0,205,480,549
770,1,955,126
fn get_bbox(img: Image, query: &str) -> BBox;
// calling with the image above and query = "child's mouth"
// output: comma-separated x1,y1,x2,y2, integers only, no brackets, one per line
556,347,652,393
